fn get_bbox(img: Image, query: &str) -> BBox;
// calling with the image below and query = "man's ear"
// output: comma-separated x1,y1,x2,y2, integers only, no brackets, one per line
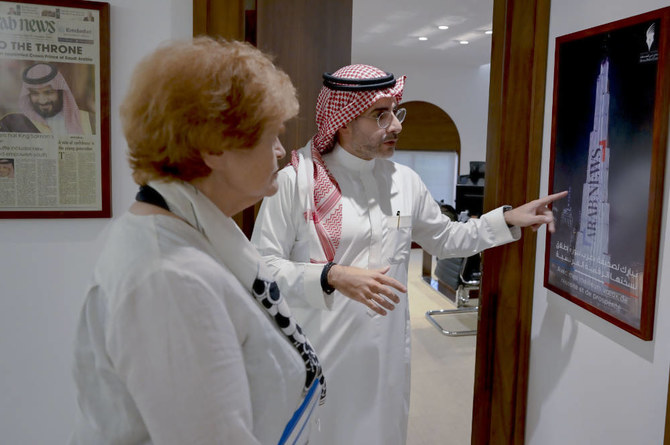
340,120,353,132
336,125,352,146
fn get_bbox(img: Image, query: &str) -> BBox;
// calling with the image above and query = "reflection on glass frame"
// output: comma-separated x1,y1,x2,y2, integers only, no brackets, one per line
0,0,110,218
544,7,670,340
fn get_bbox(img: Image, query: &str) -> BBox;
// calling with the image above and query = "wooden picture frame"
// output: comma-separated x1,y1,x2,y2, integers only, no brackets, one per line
544,6,670,340
0,0,110,218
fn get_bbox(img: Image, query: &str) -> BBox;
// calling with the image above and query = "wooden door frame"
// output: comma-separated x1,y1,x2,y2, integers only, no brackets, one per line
472,0,551,443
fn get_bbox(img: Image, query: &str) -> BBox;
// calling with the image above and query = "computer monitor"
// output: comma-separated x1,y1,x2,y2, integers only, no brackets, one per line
469,161,485,185
458,161,486,186
455,184,484,217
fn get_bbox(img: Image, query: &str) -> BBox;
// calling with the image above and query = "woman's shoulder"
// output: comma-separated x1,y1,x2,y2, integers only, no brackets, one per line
107,212,212,260
95,213,234,295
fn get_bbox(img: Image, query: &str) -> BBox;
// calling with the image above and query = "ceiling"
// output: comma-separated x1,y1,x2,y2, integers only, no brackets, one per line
352,0,495,67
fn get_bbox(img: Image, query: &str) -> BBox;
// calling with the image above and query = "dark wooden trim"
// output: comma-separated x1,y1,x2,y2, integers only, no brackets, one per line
193,0,245,40
192,0,207,36
256,0,352,167
193,0,255,235
192,0,351,237
472,0,550,443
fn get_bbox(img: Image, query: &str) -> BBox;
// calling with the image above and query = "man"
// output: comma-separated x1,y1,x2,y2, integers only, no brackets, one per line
251,64,566,444
0,63,94,135
0,159,14,178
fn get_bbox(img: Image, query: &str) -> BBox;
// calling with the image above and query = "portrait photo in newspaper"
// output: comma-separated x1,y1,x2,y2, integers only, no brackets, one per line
0,157,14,178
0,0,109,218
0,61,96,135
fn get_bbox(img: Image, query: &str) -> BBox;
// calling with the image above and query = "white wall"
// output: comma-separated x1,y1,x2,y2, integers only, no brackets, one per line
527,1,670,444
0,1,191,443
350,54,492,176
3,2,668,444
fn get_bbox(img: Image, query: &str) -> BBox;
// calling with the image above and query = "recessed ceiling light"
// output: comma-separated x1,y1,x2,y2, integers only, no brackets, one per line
459,40,469,45
418,36,428,41
438,25,449,30
485,30,493,35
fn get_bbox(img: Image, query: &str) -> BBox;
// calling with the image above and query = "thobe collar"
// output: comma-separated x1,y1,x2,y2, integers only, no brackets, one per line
328,143,376,173
45,112,67,135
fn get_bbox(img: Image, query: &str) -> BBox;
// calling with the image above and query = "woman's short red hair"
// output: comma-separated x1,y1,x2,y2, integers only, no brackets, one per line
121,37,298,184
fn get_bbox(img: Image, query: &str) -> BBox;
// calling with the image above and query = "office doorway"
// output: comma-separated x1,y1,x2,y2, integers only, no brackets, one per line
352,1,551,443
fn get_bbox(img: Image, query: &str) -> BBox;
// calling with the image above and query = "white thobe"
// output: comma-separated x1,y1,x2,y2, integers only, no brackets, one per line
45,113,68,135
70,212,308,445
43,111,93,135
252,144,520,445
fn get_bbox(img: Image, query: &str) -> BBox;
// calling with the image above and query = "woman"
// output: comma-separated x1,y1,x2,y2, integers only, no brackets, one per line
70,37,325,444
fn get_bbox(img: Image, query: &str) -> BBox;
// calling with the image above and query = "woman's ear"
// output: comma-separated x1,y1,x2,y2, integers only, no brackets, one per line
200,150,226,171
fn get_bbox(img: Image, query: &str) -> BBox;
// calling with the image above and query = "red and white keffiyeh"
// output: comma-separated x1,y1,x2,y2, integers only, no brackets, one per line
291,64,405,262
18,63,85,134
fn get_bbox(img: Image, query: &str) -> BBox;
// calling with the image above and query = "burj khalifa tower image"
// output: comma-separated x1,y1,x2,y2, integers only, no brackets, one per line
573,57,612,279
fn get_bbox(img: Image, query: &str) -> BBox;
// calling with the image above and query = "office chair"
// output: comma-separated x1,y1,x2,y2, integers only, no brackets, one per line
424,253,481,337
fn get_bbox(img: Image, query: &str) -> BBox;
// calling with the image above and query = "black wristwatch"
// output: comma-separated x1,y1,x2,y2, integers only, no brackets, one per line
321,261,337,294
503,205,513,227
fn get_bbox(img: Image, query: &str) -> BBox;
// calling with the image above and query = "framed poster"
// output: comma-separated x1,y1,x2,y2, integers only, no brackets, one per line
544,7,670,340
0,0,110,218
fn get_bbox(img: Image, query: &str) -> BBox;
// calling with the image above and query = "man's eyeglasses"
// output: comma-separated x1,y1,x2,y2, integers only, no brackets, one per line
361,108,406,129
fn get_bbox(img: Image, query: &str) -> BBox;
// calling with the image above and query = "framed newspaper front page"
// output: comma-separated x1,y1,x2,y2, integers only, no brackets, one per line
0,0,110,218
544,7,670,340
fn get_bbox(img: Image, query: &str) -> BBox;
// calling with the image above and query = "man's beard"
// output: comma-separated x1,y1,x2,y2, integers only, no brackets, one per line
32,92,63,118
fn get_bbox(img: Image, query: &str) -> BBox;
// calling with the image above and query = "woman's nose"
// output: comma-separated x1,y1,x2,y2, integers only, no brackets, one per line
274,138,286,159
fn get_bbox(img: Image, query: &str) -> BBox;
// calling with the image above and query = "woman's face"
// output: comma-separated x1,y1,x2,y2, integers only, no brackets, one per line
197,122,287,216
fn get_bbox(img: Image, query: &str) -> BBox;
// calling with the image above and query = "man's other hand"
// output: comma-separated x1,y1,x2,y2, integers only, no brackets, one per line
328,264,407,316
